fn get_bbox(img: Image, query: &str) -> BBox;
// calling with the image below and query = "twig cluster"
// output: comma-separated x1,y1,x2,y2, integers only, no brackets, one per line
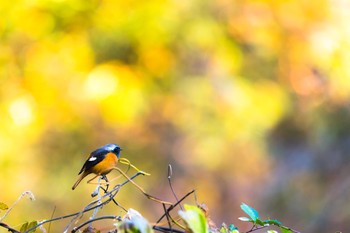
0,164,301,233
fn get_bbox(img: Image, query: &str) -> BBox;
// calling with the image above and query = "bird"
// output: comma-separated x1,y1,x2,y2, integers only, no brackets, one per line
72,143,122,190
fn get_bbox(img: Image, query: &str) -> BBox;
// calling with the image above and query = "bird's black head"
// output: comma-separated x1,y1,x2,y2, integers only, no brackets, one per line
102,143,122,158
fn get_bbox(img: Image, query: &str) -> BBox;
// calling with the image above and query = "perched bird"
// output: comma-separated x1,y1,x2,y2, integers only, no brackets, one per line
72,143,122,190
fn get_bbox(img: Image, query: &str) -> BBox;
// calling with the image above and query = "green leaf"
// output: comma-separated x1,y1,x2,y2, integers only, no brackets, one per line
178,204,208,233
267,231,278,233
228,224,238,231
219,226,227,233
280,226,293,233
0,202,8,210
19,221,37,233
20,222,28,233
238,217,251,222
219,224,238,233
240,203,259,221
264,219,282,226
255,218,264,226
27,221,37,233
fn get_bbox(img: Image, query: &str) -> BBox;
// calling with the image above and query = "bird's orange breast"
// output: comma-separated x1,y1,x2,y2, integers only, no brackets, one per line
91,152,118,175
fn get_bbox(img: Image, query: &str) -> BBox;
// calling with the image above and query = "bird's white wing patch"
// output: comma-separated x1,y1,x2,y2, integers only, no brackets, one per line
89,156,97,161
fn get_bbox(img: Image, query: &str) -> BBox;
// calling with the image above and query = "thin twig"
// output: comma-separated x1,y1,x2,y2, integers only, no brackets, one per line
90,176,103,226
155,189,195,225
168,164,182,210
162,203,172,231
0,222,20,233
63,186,121,231
24,172,143,233
71,215,121,233
99,185,128,212
166,214,186,230
64,171,145,231
153,226,185,233
193,189,199,206
112,167,173,205
0,191,35,222
47,205,56,233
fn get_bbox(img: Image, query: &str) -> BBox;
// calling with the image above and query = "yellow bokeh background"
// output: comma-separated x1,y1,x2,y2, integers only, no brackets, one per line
1,0,350,232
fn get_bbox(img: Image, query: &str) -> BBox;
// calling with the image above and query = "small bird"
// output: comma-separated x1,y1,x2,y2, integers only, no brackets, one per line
72,143,122,190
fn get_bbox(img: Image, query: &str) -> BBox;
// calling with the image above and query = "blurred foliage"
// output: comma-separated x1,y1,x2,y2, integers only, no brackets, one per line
1,0,350,232
179,204,208,233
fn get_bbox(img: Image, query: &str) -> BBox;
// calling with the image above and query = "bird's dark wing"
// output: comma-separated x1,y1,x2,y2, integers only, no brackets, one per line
77,148,107,175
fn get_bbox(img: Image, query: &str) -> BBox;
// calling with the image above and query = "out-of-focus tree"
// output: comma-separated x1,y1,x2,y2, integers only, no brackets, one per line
1,0,350,232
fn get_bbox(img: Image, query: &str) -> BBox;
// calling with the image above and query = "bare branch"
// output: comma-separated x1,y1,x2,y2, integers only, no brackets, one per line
71,215,121,233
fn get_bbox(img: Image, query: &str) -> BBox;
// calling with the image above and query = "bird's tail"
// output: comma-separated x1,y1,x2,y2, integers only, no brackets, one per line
72,172,88,190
